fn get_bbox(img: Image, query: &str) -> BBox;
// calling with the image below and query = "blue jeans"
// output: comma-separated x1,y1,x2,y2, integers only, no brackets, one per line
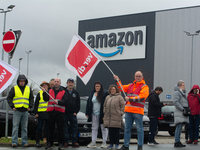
175,123,183,143
64,113,78,143
189,115,200,140
124,112,144,147
12,110,28,146
149,117,158,142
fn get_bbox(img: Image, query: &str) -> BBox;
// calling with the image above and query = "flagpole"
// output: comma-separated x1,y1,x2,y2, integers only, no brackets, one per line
18,71,54,100
97,56,126,97
75,33,127,97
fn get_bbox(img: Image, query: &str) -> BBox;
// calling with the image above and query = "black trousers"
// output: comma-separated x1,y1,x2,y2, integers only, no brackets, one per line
108,127,120,145
48,113,64,145
148,117,158,142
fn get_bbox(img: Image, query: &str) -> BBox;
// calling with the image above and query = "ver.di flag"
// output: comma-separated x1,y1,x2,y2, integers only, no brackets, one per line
0,60,17,93
65,34,101,85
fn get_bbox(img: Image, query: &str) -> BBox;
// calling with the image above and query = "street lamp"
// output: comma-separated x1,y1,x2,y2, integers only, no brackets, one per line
18,58,23,74
26,50,32,76
184,30,200,89
0,5,15,61
57,73,60,77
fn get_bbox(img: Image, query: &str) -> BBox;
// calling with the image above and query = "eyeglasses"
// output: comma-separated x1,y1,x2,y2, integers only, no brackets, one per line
135,76,142,78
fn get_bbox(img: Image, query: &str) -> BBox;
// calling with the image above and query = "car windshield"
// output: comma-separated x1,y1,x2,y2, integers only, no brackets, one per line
80,98,87,113
161,105,174,113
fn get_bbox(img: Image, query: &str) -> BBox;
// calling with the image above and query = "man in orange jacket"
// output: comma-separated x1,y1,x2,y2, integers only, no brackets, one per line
114,71,149,150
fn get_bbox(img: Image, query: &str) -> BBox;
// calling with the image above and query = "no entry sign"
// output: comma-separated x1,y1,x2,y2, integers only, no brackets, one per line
2,31,16,53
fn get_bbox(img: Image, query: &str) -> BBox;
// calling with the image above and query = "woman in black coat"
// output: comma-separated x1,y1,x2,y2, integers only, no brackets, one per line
85,81,108,148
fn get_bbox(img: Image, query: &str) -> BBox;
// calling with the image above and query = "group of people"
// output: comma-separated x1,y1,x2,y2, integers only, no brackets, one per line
6,71,200,150
147,80,200,148
7,75,80,150
173,81,200,147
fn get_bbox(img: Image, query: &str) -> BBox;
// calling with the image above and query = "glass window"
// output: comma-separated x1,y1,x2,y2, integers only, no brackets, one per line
161,106,174,113
80,99,87,113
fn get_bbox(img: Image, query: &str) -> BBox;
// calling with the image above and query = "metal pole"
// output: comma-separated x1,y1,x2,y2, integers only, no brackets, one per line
19,58,22,75
26,51,32,77
190,36,194,89
1,12,6,60
27,52,29,76
5,53,11,137
184,31,200,89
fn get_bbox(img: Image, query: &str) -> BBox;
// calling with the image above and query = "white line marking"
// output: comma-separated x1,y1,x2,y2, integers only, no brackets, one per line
3,40,15,44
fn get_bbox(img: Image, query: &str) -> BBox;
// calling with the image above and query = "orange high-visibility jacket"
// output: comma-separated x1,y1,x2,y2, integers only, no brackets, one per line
117,79,149,115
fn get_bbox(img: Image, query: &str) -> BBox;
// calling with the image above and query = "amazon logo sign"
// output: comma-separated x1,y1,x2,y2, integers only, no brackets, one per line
85,26,146,61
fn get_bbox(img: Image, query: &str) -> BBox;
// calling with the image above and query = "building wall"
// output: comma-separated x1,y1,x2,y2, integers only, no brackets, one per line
77,6,200,99
78,12,155,96
154,6,200,101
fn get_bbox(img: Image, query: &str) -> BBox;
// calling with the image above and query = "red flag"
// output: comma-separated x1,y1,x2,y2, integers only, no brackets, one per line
0,60,17,93
65,34,100,84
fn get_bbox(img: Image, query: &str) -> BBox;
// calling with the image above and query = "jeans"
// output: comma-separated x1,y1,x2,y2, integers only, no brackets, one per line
48,113,64,145
108,128,120,145
148,117,158,142
185,124,189,140
64,113,78,143
12,110,28,146
189,115,200,140
36,118,49,142
91,115,108,142
124,112,143,147
36,118,48,133
175,123,183,143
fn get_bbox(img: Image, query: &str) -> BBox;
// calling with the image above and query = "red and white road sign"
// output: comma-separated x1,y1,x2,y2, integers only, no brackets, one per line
2,31,16,53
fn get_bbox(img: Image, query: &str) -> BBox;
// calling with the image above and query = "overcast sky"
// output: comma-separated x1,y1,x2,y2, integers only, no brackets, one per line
1,0,200,88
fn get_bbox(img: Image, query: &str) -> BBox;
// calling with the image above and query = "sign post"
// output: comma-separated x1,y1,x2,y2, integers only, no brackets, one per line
166,95,172,105
2,30,16,53
2,29,22,137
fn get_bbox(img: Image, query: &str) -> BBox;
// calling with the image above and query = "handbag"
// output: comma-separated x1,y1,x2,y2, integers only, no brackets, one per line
183,107,191,116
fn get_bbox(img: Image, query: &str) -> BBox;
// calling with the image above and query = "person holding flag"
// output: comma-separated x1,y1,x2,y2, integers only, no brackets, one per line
113,71,149,150
34,81,50,147
42,78,68,150
7,74,34,147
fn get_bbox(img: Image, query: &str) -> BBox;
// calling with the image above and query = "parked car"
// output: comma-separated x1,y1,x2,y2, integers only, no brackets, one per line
77,96,92,143
0,96,92,143
0,97,37,139
145,102,175,136
120,107,150,143
158,105,176,136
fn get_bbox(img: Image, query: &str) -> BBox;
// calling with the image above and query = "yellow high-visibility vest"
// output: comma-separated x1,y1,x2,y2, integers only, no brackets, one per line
38,90,48,112
13,85,30,108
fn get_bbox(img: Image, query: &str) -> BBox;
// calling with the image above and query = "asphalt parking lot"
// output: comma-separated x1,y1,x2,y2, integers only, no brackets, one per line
0,132,199,149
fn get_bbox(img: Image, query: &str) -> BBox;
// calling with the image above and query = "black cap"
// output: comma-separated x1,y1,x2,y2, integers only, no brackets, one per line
67,78,74,83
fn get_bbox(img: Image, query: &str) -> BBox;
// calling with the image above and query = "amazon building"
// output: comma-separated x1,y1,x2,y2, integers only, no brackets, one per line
77,5,200,101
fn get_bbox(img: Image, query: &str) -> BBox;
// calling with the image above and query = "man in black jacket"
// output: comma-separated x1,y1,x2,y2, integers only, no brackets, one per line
147,86,166,145
34,81,50,147
64,78,80,148
7,74,34,147
43,78,68,150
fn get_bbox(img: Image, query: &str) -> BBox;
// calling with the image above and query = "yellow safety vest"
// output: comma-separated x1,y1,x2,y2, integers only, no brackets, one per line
13,85,30,108
38,90,48,112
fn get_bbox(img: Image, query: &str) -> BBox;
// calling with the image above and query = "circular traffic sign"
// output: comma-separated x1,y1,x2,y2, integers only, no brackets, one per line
2,31,16,53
